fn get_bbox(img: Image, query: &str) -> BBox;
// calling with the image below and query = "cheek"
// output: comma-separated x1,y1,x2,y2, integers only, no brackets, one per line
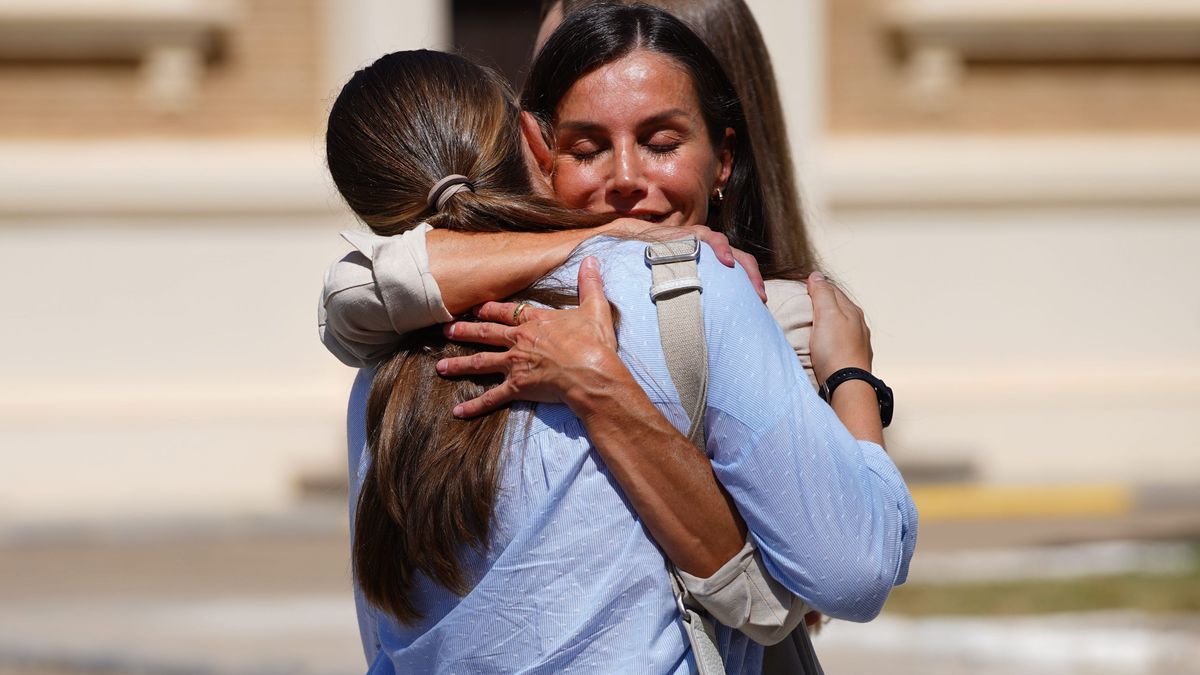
551,161,604,208
654,156,717,209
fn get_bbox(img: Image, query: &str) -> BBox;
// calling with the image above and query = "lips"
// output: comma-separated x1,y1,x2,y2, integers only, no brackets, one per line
621,211,669,223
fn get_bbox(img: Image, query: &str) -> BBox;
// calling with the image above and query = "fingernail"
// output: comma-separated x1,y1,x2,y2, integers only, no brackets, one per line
810,271,825,282
436,359,448,374
582,256,597,272
444,323,456,337
452,405,465,417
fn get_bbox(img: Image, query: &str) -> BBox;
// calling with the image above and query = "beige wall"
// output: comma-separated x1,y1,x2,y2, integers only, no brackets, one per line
0,0,450,524
827,0,1200,134
0,0,324,139
756,1,1200,484
0,211,357,520
1,0,1195,525
813,201,1200,484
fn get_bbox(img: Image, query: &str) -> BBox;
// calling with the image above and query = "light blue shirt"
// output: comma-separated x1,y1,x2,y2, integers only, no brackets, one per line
345,238,918,674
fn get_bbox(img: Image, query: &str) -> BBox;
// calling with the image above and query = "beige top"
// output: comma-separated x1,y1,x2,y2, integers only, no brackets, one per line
319,232,817,644
319,224,453,368
765,278,818,391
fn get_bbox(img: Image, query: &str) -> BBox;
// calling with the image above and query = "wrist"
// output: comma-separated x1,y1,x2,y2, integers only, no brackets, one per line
562,350,637,418
815,360,871,386
819,367,893,429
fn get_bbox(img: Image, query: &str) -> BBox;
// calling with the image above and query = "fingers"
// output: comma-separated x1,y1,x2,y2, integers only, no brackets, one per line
436,350,508,377
475,300,544,325
444,320,516,347
576,256,613,323
815,274,867,325
685,225,735,266
827,281,864,320
452,381,518,418
577,256,604,303
731,249,767,303
805,270,840,319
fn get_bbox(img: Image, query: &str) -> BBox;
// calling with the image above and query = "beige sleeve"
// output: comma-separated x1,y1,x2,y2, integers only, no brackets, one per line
318,224,454,367
764,278,818,391
677,539,811,646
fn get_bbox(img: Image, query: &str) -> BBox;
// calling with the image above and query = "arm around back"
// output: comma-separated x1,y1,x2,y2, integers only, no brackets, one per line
320,225,453,367
693,254,918,622
320,224,610,366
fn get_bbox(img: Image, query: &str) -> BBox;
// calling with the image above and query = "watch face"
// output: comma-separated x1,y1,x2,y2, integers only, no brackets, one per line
878,384,895,428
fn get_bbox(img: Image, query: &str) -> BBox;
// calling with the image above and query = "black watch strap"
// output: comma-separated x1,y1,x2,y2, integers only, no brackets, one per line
818,367,894,428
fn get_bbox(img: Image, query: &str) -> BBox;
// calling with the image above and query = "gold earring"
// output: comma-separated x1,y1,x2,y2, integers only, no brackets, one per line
712,187,724,203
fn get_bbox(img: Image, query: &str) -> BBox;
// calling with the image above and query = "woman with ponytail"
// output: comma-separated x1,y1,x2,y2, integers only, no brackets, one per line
326,50,605,626
328,47,803,669
325,6,914,674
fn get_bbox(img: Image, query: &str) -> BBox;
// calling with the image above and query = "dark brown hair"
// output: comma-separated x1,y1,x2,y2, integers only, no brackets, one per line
326,50,602,624
540,0,816,277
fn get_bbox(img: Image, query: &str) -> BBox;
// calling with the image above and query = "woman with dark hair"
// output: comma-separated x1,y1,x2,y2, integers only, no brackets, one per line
322,0,816,368
537,0,813,277
323,4,915,673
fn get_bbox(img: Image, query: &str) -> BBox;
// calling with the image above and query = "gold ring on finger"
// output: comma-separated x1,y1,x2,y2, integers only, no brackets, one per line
512,301,531,324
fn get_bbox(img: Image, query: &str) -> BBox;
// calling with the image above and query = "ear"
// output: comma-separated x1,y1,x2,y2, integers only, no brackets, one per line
520,111,555,176
714,127,735,190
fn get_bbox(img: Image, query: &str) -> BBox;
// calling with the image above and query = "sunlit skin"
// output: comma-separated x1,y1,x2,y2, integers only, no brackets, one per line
550,49,733,228
433,17,884,593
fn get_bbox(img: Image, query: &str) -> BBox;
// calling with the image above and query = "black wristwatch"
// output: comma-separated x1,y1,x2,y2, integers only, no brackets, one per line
818,367,894,428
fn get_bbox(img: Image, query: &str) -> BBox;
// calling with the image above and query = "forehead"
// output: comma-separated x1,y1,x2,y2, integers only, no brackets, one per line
556,49,702,124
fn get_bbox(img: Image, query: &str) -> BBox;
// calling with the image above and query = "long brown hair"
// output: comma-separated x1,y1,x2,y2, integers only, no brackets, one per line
542,0,816,277
326,49,604,624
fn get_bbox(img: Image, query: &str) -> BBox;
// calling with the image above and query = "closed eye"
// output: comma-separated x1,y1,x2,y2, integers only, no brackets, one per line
646,143,680,157
563,138,605,163
571,150,603,164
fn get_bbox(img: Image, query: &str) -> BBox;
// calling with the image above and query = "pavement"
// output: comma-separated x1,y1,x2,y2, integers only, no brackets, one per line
1,499,1198,675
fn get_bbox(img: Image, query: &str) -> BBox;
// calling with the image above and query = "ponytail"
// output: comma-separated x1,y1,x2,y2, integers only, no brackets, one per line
327,49,601,623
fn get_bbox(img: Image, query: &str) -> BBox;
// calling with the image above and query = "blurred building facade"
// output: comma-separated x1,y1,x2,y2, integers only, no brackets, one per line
0,0,1196,524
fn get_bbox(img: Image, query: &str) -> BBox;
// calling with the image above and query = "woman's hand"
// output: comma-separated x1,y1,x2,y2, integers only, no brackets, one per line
806,271,873,384
605,219,767,302
807,271,885,446
436,255,628,418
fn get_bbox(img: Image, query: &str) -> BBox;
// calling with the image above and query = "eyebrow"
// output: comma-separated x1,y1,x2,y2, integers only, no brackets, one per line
556,108,692,133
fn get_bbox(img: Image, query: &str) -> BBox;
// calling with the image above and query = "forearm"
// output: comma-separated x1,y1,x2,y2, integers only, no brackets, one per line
428,228,603,314
829,380,885,447
566,359,746,578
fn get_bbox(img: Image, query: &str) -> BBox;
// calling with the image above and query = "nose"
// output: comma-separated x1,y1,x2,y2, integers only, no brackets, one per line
608,139,646,200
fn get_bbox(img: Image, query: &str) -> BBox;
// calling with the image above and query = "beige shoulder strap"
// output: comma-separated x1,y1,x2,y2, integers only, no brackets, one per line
646,236,724,675
647,238,824,675
645,236,709,448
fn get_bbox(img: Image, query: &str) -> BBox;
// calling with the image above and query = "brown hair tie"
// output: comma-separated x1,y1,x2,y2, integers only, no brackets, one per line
427,174,474,211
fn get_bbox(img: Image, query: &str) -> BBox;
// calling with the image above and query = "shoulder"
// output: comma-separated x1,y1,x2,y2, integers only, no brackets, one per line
764,279,813,331
581,236,772,321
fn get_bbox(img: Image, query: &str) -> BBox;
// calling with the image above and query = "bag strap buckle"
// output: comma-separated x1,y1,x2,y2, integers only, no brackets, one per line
644,235,701,266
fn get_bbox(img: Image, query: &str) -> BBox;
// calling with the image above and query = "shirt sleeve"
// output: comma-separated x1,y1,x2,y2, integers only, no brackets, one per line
318,224,454,367
676,537,810,645
698,257,918,624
